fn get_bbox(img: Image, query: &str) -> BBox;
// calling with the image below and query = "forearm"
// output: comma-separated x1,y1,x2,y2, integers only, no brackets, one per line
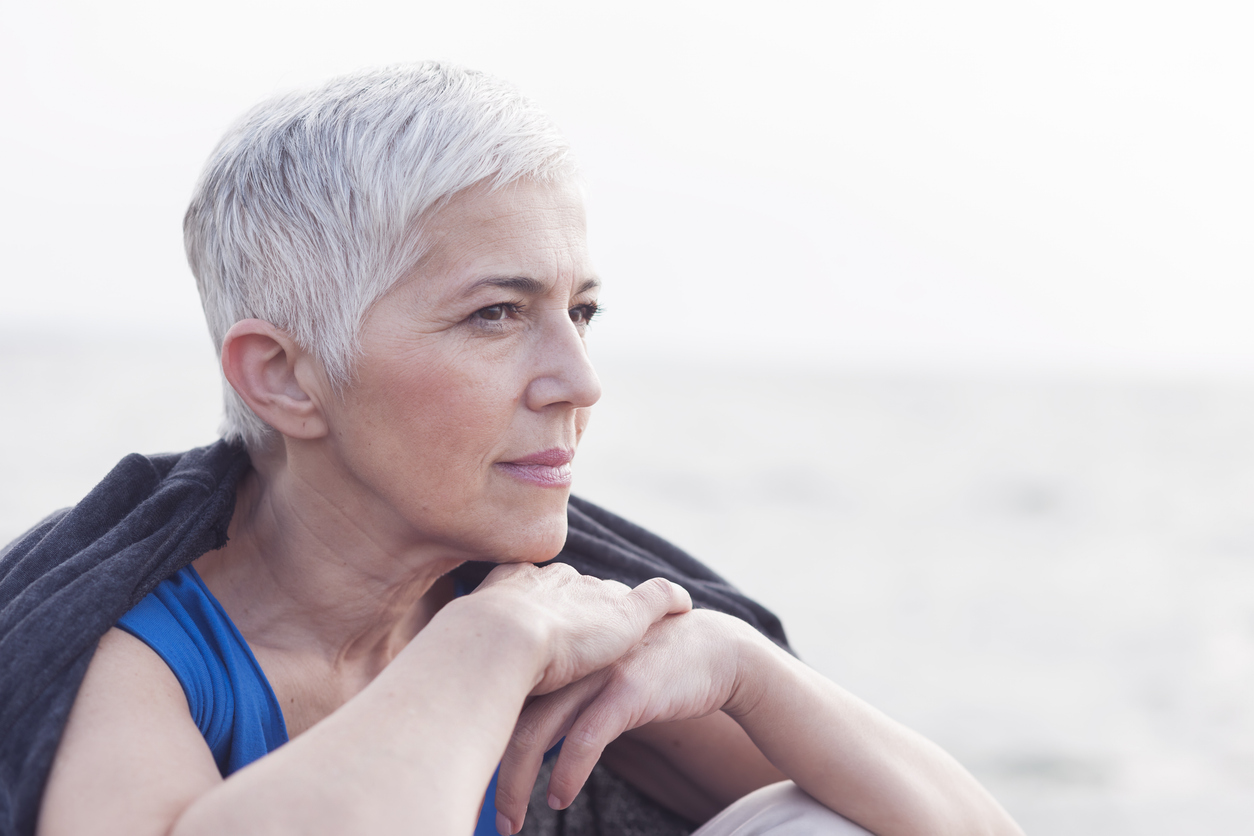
608,713,786,822
726,628,1023,836
172,600,538,836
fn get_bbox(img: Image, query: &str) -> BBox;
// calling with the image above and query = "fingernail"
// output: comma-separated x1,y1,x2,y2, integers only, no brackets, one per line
548,792,562,810
496,812,513,835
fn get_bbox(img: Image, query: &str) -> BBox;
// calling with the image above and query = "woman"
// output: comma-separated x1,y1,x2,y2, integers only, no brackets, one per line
1,64,1022,836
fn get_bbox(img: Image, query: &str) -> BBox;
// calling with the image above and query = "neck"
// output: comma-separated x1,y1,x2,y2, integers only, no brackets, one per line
194,446,463,676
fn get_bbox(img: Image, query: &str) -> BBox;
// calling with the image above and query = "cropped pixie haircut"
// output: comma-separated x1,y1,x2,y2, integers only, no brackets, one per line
185,63,575,448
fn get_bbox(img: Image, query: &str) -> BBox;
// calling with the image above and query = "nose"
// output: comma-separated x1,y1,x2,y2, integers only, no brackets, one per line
524,310,602,412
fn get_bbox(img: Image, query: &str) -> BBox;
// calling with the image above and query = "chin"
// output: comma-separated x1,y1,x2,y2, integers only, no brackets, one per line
490,501,570,564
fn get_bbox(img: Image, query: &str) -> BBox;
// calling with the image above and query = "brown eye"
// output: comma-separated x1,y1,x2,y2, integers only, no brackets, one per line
569,303,598,324
476,304,507,321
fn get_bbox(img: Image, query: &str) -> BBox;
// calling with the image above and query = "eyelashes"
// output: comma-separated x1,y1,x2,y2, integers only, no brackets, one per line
471,302,520,323
469,301,602,330
569,302,600,326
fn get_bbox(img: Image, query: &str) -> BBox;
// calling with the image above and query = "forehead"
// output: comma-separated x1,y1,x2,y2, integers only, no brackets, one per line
416,178,591,284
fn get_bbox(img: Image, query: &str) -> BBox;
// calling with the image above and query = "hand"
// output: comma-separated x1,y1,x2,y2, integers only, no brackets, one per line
467,562,694,695
492,609,758,834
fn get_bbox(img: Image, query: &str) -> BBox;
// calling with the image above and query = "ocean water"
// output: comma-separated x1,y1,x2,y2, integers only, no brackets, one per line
4,333,1254,834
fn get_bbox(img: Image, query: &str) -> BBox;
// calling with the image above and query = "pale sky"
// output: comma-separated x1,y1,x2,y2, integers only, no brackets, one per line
2,0,1251,374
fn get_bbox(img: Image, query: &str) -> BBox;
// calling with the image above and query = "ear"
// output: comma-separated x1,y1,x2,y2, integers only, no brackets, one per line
221,319,329,440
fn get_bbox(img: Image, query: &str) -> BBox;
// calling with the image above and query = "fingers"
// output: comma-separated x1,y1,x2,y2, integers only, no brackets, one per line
497,673,638,826
545,683,638,810
474,564,692,699
496,674,606,834
628,577,693,622
499,610,726,827
493,716,554,835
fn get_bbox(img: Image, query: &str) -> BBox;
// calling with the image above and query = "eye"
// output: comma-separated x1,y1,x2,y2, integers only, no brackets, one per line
472,303,518,323
569,302,600,325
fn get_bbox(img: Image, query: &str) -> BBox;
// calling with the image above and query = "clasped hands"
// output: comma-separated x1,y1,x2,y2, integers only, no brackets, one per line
467,563,764,834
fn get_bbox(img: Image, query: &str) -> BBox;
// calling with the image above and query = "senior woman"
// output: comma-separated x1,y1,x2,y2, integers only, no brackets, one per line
0,64,1022,836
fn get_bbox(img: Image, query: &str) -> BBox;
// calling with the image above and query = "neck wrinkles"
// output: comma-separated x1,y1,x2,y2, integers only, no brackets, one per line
193,458,462,675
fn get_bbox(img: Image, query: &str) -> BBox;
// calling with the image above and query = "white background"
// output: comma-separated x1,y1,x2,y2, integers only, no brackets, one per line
2,0,1252,374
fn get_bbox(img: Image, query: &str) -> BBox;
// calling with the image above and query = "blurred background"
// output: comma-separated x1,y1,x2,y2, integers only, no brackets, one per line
2,1,1252,832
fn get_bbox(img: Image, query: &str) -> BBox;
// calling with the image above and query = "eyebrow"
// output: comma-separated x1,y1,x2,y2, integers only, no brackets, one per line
463,276,602,296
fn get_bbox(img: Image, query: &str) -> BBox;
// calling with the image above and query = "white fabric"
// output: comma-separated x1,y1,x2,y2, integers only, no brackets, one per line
691,781,875,836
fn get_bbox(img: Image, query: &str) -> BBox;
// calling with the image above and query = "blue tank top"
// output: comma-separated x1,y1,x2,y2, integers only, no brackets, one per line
116,564,510,836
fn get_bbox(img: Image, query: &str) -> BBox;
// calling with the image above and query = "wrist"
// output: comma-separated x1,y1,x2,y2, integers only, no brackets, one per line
426,593,550,691
721,622,787,721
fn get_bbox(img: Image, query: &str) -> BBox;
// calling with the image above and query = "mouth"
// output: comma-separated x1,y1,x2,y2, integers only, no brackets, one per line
495,448,574,488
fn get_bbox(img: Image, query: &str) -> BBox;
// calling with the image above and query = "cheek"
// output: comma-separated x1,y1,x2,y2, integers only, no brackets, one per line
356,353,522,471
574,407,593,443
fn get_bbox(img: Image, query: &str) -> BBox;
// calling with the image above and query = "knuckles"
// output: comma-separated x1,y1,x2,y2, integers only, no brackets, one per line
476,566,710,702
508,717,546,754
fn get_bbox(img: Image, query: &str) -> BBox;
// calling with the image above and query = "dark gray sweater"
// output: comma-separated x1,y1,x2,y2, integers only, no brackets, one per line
0,440,789,836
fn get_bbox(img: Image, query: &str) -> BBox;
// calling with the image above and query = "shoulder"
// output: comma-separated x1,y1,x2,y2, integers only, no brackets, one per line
6,442,250,836
83,627,191,704
38,628,222,836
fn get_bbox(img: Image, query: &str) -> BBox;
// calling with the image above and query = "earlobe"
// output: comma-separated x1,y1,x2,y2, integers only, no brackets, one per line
221,319,329,440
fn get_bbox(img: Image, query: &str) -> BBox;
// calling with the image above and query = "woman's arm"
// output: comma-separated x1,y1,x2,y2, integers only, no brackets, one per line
38,565,690,836
39,609,537,836
38,629,225,836
173,597,546,836
724,619,1022,836
496,610,1023,836
600,712,786,823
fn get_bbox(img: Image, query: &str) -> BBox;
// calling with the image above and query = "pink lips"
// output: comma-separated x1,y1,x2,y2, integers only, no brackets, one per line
496,448,574,488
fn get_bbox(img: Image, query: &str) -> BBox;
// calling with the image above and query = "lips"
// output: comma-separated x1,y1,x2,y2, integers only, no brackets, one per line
496,448,574,488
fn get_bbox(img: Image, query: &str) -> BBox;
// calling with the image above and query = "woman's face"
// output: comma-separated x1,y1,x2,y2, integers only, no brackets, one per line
317,178,602,564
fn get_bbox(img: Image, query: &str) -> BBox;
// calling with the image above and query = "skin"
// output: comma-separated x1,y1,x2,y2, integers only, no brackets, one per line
37,178,1024,836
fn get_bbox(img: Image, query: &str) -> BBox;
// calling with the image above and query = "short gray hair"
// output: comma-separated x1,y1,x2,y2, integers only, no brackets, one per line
185,63,576,448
